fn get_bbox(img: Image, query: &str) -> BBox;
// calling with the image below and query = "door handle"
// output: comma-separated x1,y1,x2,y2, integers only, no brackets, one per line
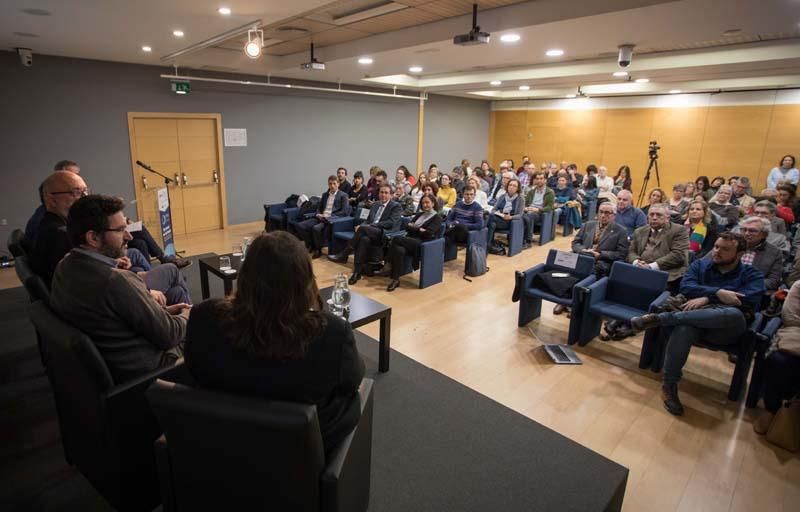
174,173,181,186
142,175,148,190
212,170,219,184
182,173,189,186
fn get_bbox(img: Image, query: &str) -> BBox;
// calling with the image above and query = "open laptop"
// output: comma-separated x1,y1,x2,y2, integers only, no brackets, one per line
543,344,582,365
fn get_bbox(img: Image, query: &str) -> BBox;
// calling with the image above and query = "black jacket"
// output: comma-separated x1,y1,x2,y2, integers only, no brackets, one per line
315,190,350,218
30,211,70,287
185,300,365,456
571,220,629,262
365,200,403,231
406,211,442,240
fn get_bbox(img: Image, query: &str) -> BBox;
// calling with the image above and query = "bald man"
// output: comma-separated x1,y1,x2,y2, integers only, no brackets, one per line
30,171,89,285
615,190,647,237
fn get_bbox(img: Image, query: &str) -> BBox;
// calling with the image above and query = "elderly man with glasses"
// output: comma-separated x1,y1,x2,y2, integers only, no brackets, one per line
737,216,784,295
571,202,630,279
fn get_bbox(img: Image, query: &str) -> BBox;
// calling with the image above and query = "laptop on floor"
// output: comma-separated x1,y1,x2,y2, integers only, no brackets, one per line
544,344,582,364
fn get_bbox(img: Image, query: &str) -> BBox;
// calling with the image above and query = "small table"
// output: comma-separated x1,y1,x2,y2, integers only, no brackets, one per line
320,286,392,373
199,253,242,299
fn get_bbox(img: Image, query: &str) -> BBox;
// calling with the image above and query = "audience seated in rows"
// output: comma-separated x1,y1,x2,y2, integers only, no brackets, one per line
384,193,443,292
185,231,365,458
628,203,689,293
487,178,524,252
295,175,350,259
444,186,484,247
522,171,554,247
571,201,629,280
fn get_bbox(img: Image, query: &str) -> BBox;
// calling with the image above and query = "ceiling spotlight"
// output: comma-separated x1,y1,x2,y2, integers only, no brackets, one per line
141,46,152,52
545,49,564,57
358,57,373,65
490,80,502,86
669,89,682,94
500,34,520,43
565,94,576,98
613,71,628,77
173,30,184,37
409,66,423,73
635,78,649,83
244,29,263,59
519,85,530,91
218,7,231,15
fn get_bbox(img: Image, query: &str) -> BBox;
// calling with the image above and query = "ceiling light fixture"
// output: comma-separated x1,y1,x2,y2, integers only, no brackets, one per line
173,30,184,37
519,85,530,91
500,34,520,43
613,71,628,77
545,49,564,57
490,80,502,86
218,7,231,15
635,78,649,83
244,29,264,59
669,89,682,94
358,57,373,65
409,66,423,73
142,46,152,52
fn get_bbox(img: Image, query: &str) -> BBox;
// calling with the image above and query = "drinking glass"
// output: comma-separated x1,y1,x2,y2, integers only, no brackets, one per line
219,255,232,270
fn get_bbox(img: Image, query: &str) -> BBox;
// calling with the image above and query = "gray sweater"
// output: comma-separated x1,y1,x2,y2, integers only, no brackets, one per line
50,249,187,383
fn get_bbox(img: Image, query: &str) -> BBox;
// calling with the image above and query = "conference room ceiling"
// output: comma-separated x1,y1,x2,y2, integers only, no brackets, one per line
2,0,799,99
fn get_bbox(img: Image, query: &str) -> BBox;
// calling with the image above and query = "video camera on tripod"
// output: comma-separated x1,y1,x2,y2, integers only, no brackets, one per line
648,140,660,160
638,140,662,206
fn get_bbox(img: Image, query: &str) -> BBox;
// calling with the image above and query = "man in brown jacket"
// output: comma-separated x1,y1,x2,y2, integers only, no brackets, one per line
627,203,689,292
50,195,190,383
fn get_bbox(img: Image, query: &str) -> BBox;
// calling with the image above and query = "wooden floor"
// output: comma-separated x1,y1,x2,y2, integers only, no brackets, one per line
3,221,798,511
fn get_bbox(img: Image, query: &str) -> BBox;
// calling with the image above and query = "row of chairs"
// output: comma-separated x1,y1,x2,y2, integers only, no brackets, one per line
516,250,778,405
7,229,374,511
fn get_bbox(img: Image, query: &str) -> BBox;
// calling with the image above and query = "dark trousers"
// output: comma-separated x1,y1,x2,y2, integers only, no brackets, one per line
142,263,192,305
522,212,541,242
389,236,422,279
128,226,165,261
295,217,331,251
351,225,384,272
445,224,471,245
763,350,800,412
661,306,746,385
487,215,511,244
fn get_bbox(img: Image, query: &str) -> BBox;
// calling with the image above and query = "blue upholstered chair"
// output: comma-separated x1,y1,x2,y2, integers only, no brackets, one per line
584,198,598,222
491,217,525,257
746,315,783,407
516,250,597,344
577,262,670,346
444,227,488,262
394,223,445,289
538,211,557,245
264,203,294,232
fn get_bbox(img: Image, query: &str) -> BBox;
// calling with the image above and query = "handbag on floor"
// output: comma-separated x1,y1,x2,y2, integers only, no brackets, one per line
766,400,800,452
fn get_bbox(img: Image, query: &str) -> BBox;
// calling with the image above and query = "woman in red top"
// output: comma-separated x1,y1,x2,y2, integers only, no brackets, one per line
776,184,797,225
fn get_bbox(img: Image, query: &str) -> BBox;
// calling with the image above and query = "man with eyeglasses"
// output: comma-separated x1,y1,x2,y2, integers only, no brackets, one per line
50,195,190,383
628,203,689,293
737,216,784,295
571,202,629,280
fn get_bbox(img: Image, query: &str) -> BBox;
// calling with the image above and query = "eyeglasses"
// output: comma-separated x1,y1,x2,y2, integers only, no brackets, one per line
101,225,129,233
49,187,89,197
739,227,762,234
598,210,614,215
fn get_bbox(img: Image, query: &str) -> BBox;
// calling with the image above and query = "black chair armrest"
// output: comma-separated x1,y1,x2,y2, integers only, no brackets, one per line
154,435,176,512
321,378,374,512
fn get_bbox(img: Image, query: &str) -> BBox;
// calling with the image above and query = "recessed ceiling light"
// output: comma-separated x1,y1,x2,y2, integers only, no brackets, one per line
635,78,650,83
500,34,521,43
490,80,502,86
358,57,373,65
173,30,184,37
141,46,152,52
409,66,423,73
613,71,628,77
545,49,564,57
218,7,231,15
565,94,576,98
669,89,682,94
519,85,530,91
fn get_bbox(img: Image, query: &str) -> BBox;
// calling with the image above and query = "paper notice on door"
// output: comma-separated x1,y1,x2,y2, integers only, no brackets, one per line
553,250,578,269
224,128,247,147
125,221,143,233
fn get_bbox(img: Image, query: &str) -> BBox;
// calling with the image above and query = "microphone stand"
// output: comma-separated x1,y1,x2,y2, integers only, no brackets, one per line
136,161,181,256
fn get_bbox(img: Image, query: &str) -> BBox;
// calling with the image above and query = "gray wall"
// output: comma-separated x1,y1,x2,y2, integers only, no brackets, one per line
0,51,489,246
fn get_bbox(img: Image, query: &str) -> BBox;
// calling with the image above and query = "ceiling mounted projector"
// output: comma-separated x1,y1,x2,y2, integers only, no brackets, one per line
301,43,326,71
453,3,490,46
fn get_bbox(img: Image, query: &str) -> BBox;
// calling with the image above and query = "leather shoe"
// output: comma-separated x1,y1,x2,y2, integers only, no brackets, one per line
630,313,661,333
328,251,350,263
553,304,567,315
311,249,322,259
348,272,361,285
164,257,192,269
661,383,684,416
387,279,400,292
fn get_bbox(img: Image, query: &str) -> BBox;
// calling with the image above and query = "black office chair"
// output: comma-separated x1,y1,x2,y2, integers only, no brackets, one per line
7,228,25,257
147,377,374,512
29,300,183,511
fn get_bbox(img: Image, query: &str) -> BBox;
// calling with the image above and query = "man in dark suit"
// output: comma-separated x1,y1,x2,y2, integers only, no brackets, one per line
627,203,689,292
571,201,630,279
295,175,350,258
329,184,402,284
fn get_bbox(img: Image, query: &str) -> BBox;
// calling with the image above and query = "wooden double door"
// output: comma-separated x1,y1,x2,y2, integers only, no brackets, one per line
128,113,227,240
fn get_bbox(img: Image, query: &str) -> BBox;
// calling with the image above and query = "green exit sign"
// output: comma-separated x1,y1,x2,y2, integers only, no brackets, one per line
171,80,191,95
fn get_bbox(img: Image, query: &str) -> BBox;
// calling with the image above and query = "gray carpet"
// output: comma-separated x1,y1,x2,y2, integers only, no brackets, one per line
0,254,628,511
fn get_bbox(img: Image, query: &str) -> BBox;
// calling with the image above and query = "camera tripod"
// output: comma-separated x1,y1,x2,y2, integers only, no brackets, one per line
637,154,661,207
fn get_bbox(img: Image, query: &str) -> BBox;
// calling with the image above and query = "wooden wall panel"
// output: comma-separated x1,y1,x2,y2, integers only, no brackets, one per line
650,106,708,193
525,110,562,165
490,110,526,167
558,109,607,172
758,104,800,190
697,105,773,183
601,109,655,198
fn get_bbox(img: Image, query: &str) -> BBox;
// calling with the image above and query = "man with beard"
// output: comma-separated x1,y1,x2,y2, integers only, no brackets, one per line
50,195,190,382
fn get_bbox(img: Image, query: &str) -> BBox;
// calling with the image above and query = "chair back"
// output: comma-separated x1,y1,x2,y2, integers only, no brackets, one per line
14,255,50,303
8,228,25,257
28,301,114,476
545,249,596,278
147,379,326,511
606,262,668,311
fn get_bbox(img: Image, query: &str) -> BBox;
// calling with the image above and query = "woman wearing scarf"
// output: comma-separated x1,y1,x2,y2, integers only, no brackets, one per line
709,184,740,228
684,200,717,259
385,193,442,292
